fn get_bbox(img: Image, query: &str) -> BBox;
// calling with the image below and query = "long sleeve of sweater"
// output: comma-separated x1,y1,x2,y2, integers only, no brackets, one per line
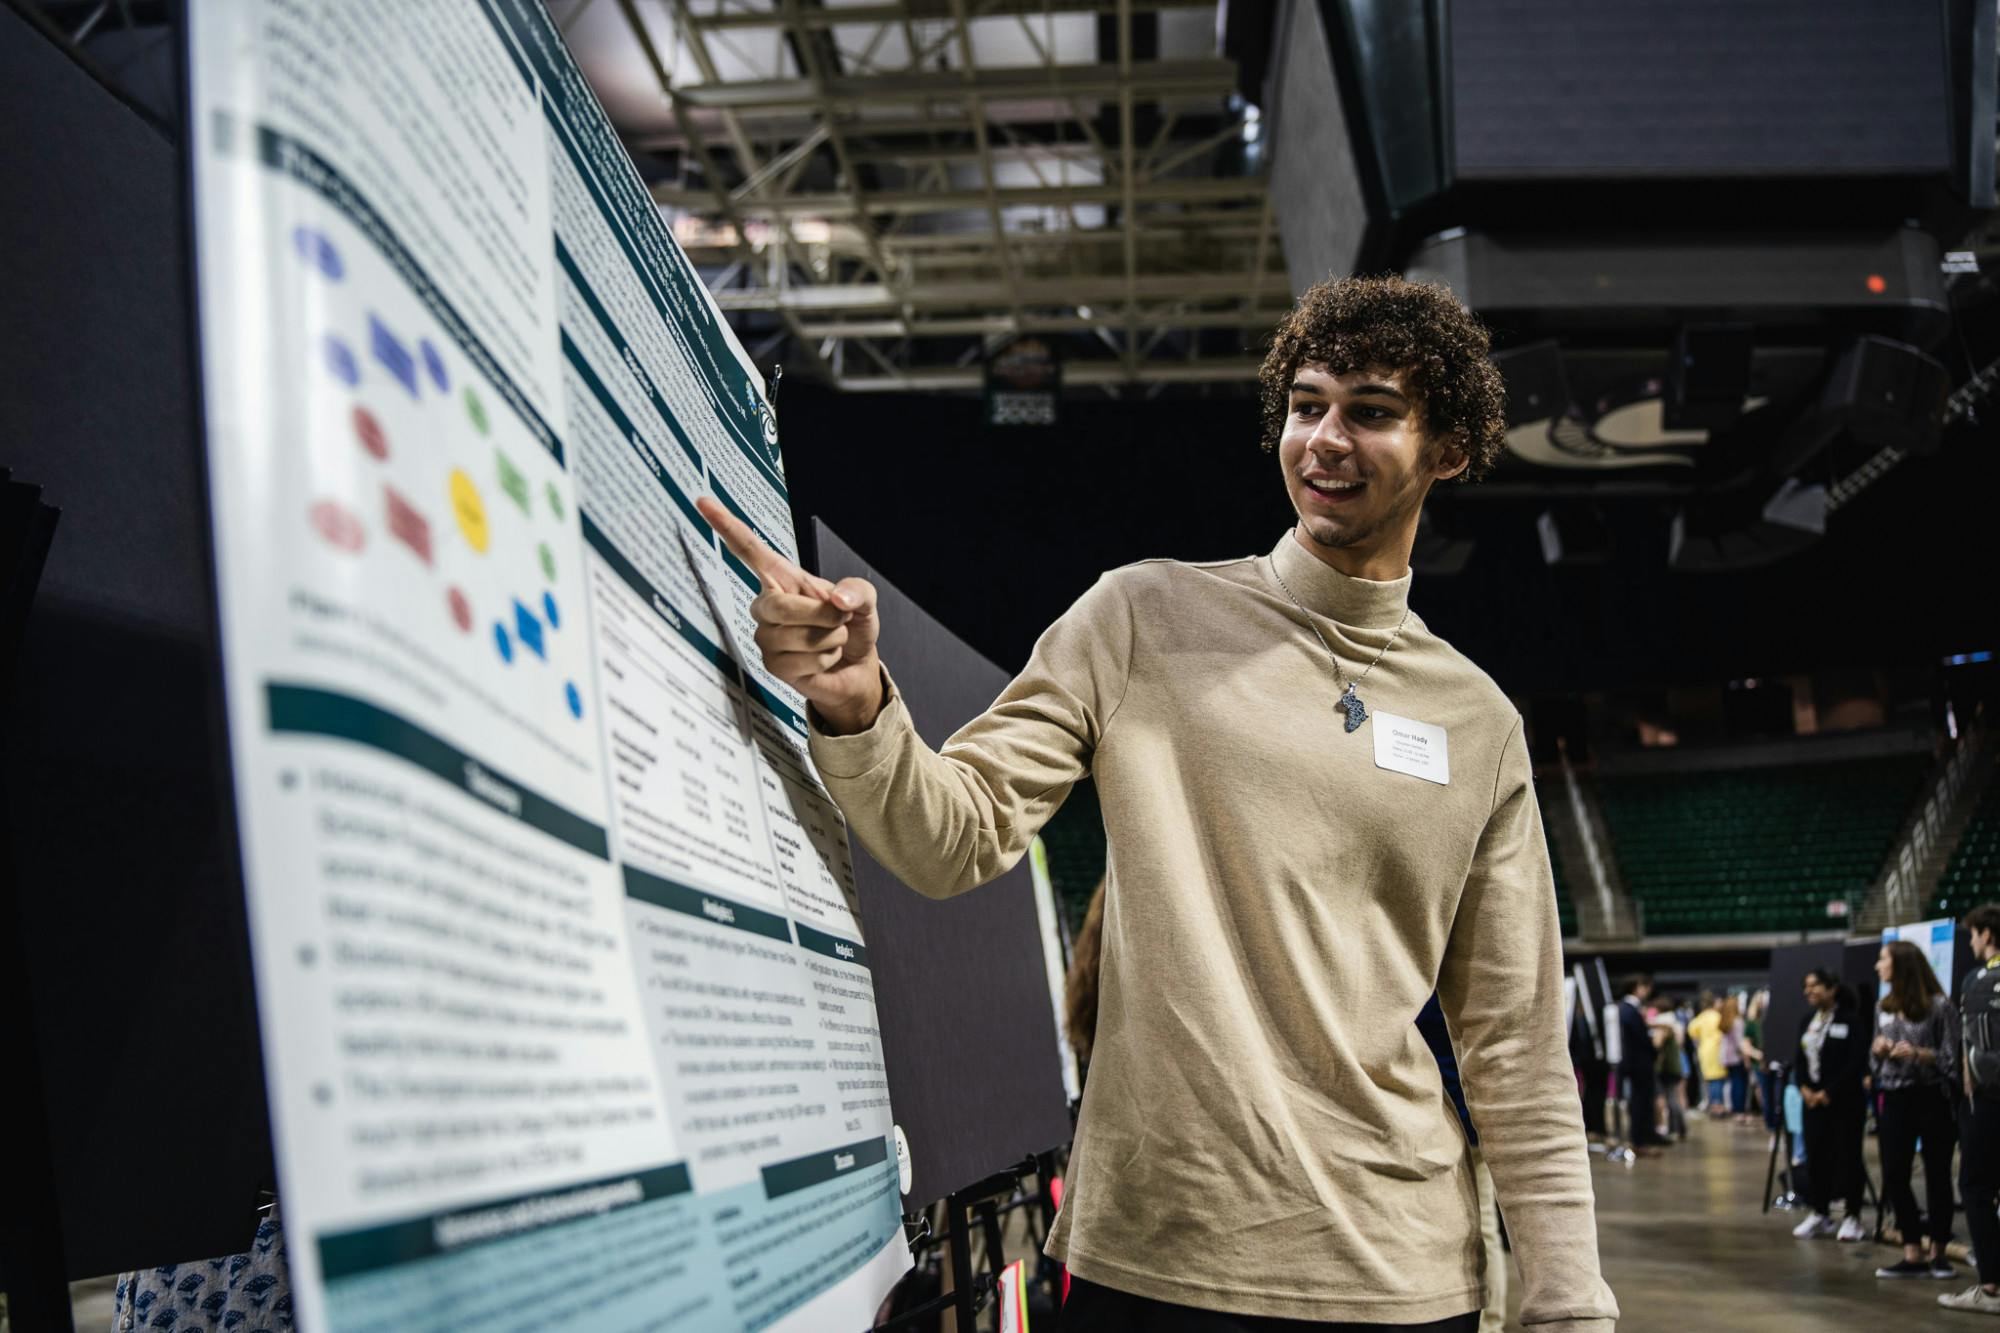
807,574,1129,898
1437,721,1618,1332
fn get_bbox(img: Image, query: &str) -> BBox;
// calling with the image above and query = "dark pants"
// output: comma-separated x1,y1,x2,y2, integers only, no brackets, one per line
1661,1073,1688,1139
1801,1096,1866,1215
1879,1084,1958,1248
1623,1063,1661,1145
1726,1064,1749,1114
1963,1092,2000,1285
1060,1278,1478,1332
1578,1061,1607,1135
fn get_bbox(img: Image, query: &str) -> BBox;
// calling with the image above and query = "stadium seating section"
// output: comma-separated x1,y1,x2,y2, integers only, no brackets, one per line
1040,781,1109,926
1541,803,1580,937
1929,762,2000,919
1596,755,1929,934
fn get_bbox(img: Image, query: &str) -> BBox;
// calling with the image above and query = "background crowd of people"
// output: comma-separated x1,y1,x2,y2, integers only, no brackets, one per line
1591,905,2000,1318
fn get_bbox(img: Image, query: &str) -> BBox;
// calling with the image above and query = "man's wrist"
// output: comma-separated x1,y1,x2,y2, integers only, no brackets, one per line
813,664,888,736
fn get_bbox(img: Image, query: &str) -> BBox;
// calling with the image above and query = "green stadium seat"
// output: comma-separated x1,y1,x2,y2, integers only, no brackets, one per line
1594,754,1929,936
1931,771,2000,919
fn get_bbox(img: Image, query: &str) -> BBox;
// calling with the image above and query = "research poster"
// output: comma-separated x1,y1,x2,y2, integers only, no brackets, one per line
187,2,907,1327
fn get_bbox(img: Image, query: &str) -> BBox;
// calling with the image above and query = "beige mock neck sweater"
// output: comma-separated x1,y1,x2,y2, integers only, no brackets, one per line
808,532,1617,1330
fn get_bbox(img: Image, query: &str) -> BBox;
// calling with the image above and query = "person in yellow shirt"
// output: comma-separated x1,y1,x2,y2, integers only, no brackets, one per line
1687,995,1728,1115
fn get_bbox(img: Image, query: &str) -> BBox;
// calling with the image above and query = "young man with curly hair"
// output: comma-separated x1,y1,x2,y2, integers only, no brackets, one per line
697,276,1618,1331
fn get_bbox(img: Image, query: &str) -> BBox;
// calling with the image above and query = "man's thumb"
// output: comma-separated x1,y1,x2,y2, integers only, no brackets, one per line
831,577,876,616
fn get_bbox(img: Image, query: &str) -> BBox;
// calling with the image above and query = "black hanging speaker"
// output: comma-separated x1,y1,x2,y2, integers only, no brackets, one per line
1492,340,1572,427
1772,334,1952,474
1665,324,1754,432
1816,335,1952,454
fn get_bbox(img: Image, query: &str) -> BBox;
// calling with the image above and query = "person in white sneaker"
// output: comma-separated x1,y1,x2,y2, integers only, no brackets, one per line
1943,903,2000,1316
1792,969,1867,1241
1942,1286,2000,1316
1790,1210,1870,1241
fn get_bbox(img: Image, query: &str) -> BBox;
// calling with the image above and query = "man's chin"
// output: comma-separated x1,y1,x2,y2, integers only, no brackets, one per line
1298,514,1369,550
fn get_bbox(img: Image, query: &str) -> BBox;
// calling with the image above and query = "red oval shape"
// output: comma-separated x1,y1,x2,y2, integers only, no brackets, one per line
310,499,365,552
353,405,388,460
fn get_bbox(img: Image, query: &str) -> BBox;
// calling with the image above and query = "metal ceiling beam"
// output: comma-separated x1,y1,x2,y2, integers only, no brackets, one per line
713,271,1287,311
680,221,1275,264
653,175,1265,216
797,307,1292,338
772,0,905,311
1144,113,1251,182
670,57,1236,112
692,0,1213,29
1242,178,1278,321
729,123,827,201
632,0,835,372
886,223,1274,250
847,140,1107,169
834,358,1262,391
949,0,1023,324
1118,0,1138,377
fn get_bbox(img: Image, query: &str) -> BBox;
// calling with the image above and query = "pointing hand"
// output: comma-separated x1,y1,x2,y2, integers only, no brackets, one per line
693,497,886,734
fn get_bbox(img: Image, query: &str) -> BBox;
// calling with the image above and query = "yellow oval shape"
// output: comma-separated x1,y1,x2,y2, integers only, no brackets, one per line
449,469,489,553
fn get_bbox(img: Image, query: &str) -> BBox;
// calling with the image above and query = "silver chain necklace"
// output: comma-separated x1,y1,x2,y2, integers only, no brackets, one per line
1267,555,1410,734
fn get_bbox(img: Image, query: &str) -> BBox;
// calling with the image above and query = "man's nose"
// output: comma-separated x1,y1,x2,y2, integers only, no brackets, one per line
1310,409,1355,457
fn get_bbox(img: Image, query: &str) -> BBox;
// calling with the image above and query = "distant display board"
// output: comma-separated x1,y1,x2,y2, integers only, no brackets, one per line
186,2,906,1327
1882,917,1959,999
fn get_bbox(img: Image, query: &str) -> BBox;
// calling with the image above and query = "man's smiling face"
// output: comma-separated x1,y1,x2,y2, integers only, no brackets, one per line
1277,363,1466,575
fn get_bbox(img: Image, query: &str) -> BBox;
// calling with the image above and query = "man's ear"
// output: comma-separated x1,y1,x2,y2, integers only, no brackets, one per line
1434,436,1470,482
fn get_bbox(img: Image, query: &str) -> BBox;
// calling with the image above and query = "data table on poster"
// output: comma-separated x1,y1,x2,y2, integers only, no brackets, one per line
187,2,907,1328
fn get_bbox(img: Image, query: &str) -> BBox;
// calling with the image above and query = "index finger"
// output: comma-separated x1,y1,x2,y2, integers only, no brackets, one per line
694,496,805,594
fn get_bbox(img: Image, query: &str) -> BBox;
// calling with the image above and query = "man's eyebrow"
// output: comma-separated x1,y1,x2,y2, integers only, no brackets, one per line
1288,379,1328,397
1349,382,1412,407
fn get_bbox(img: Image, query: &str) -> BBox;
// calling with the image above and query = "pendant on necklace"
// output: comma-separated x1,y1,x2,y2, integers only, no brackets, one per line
1338,685,1369,733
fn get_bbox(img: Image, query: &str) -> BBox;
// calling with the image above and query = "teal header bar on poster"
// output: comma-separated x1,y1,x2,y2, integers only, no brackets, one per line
795,922,868,971
318,1163,691,1279
622,865,793,943
266,683,608,858
760,1136,891,1201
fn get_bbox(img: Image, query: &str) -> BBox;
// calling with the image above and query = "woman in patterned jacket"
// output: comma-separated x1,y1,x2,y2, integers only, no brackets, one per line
1871,940,1962,1281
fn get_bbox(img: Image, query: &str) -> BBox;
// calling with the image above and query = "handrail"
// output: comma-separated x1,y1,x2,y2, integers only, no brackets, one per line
1873,717,1989,926
1560,745,1622,937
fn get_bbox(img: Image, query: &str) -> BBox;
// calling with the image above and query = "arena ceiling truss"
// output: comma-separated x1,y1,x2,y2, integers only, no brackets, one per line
556,0,1286,394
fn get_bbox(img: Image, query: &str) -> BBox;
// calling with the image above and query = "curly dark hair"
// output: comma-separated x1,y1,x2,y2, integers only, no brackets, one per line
1258,274,1507,482
1964,904,2000,939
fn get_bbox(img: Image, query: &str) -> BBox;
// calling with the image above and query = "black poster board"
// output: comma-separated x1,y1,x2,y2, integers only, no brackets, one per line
1843,940,1887,1051
1767,940,1847,1067
0,6,270,1277
811,520,1074,1207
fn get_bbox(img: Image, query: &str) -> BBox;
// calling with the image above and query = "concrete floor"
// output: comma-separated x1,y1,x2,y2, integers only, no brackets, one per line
42,1115,1984,1331
1555,1114,1981,1332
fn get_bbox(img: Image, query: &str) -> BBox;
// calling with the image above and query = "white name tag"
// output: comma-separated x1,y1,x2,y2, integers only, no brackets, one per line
1372,711,1449,785
1828,1023,1850,1038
